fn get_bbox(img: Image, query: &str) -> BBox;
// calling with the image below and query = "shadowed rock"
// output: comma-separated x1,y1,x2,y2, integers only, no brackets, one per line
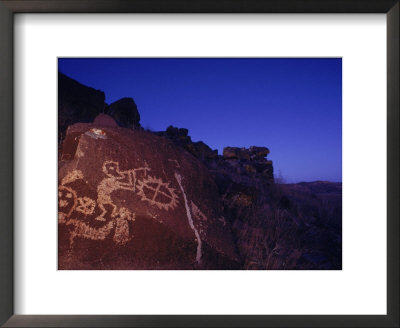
249,146,270,160
93,113,119,127
156,126,218,162
223,146,270,161
58,72,106,144
106,97,141,129
58,73,142,148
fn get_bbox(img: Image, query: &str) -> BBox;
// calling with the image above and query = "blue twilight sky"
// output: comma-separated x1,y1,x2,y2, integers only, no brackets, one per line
58,58,342,183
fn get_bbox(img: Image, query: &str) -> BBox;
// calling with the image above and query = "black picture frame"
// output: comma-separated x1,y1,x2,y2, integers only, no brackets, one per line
0,1,398,327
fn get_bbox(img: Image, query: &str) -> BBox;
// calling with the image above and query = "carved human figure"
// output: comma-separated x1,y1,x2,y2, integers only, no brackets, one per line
59,160,179,248
113,207,136,245
96,160,150,221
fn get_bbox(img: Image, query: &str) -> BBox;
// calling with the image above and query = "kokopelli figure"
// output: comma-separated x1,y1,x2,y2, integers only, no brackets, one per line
96,160,150,221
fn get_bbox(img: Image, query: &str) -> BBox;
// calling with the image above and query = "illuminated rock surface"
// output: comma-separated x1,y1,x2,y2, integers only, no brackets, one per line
58,116,240,269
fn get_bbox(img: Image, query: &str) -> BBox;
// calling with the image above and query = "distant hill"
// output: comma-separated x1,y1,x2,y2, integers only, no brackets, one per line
284,181,342,194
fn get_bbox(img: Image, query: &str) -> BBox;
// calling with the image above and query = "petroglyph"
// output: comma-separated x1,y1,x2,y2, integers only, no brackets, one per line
61,170,84,186
76,197,96,215
58,163,137,246
59,160,181,248
191,201,209,237
136,176,179,210
129,166,152,192
102,160,151,190
58,185,78,217
85,128,107,139
191,201,208,222
59,214,115,246
96,161,151,221
58,179,119,246
175,172,202,264
75,139,88,159
113,207,136,245
59,199,69,208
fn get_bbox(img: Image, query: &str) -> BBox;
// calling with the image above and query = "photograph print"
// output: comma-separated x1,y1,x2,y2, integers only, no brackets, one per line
58,58,342,270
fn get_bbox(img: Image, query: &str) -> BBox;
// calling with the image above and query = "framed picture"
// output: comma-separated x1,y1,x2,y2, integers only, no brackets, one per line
0,0,398,327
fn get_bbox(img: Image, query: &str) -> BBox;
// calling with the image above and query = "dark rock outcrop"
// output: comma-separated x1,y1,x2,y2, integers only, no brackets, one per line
106,97,141,129
154,127,341,270
58,72,106,144
220,146,273,183
93,113,119,127
208,149,275,269
59,115,239,270
155,125,218,162
58,73,142,148
156,127,274,185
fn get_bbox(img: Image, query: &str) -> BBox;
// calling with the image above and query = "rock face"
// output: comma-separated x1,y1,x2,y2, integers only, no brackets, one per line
156,127,274,184
153,126,341,269
58,115,240,269
208,147,276,269
220,146,273,182
58,72,106,144
93,113,119,127
154,125,218,162
223,146,269,161
106,97,141,129
152,127,280,269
